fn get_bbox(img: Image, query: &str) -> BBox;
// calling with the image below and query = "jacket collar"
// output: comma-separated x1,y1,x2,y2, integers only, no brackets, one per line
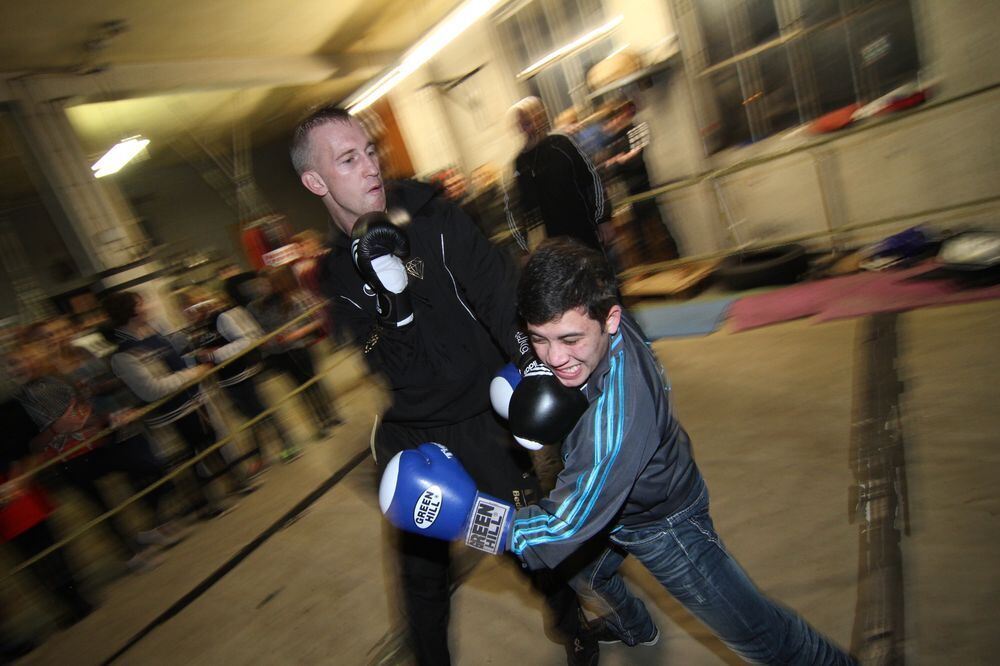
583,328,624,401
327,179,441,250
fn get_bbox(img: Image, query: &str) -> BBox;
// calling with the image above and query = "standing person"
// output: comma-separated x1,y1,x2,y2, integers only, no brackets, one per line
601,101,677,263
35,317,182,541
290,105,595,665
176,287,299,471
10,334,177,572
509,97,613,253
1,397,94,628
103,291,254,518
381,238,857,665
249,267,341,441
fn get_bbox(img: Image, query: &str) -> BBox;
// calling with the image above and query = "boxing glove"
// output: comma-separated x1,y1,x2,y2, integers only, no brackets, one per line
490,358,589,450
380,443,513,555
351,211,414,327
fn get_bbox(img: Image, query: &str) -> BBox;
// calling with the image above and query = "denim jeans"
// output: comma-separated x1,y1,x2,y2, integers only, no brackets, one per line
570,480,856,665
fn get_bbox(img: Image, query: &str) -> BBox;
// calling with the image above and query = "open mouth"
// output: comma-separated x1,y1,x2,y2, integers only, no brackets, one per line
553,364,583,383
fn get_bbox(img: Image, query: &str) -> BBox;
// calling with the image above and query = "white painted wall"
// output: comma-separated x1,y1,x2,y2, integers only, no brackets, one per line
386,0,1000,256
389,66,463,176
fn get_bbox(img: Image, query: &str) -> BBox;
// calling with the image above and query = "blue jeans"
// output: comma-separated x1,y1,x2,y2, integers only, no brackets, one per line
570,481,855,665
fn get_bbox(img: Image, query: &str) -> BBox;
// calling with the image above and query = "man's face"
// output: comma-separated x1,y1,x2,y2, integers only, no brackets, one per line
41,318,74,346
527,305,622,388
299,119,386,235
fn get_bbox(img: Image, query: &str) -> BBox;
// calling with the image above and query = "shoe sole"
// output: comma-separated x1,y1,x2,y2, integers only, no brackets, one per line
598,628,659,647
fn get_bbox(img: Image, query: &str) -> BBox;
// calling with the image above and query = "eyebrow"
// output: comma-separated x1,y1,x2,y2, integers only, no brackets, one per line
335,147,358,161
335,142,375,161
530,331,584,341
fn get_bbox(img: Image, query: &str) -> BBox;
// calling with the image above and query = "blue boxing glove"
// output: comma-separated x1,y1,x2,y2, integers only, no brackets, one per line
379,443,513,555
490,358,589,450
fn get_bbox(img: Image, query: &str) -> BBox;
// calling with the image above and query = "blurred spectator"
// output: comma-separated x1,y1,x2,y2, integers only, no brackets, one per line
468,163,510,242
575,105,614,161
219,263,259,309
0,397,94,629
8,333,173,573
103,291,255,519
290,230,328,297
508,96,613,252
250,267,342,440
601,101,677,263
36,318,183,537
175,287,298,470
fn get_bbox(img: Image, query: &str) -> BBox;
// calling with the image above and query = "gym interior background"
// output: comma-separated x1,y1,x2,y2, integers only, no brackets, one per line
0,0,997,663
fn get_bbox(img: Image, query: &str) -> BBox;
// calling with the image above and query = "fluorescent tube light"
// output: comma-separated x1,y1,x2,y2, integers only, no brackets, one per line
347,0,503,114
517,14,623,80
92,136,149,178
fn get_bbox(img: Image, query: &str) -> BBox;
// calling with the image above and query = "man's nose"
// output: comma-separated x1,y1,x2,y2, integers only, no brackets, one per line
545,343,569,368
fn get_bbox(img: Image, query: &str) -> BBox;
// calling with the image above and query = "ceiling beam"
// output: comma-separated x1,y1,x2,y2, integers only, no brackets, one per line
0,51,397,104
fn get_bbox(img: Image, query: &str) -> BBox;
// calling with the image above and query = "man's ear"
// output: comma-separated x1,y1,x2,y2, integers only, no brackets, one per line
605,304,622,335
300,170,328,197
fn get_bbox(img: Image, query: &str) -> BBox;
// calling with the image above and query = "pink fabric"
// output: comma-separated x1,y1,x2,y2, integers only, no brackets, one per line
728,263,1000,333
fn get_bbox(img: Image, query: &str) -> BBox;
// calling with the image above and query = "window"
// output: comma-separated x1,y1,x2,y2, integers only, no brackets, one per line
677,0,922,152
496,0,614,117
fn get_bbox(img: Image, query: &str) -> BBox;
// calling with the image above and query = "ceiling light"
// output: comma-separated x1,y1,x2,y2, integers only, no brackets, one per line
517,15,624,80
347,0,503,114
91,136,149,178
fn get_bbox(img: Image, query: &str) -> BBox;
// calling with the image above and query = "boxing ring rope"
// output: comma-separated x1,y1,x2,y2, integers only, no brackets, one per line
1,301,347,581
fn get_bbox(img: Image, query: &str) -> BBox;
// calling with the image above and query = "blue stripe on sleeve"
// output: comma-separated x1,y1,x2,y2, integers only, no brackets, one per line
512,344,627,554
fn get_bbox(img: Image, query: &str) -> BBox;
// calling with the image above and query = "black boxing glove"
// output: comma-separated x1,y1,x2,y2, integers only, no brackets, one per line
351,211,414,327
489,332,589,449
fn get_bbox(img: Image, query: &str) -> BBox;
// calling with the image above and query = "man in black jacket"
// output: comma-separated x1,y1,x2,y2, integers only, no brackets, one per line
290,106,593,665
509,97,613,253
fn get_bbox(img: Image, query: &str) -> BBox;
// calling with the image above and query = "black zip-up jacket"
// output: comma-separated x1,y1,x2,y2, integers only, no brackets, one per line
514,133,610,251
318,180,522,429
510,312,701,570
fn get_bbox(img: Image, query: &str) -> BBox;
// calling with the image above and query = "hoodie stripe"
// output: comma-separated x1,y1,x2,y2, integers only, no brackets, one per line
511,335,625,553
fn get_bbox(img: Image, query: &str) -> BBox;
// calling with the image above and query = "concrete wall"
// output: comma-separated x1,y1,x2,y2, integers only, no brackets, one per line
0,199,81,320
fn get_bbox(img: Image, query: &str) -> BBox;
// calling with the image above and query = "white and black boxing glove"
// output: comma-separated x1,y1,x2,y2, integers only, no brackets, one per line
351,211,414,327
490,336,589,450
380,443,513,555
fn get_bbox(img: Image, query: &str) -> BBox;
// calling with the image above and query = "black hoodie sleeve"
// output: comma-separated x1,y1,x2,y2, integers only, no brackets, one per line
434,199,525,360
325,271,422,381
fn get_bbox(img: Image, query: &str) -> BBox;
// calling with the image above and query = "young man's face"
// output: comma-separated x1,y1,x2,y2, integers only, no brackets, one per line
299,118,386,235
527,305,622,388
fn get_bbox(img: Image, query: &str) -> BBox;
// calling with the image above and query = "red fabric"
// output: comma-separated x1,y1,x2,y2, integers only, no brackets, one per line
877,91,927,115
809,103,861,133
0,481,54,540
292,255,331,341
728,262,1000,333
242,227,268,271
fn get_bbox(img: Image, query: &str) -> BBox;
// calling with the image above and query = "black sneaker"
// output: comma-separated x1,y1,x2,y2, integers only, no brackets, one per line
589,617,660,646
565,631,599,666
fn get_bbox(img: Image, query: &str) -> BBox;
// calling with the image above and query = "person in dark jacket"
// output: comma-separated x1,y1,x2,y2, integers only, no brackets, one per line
509,97,613,253
512,238,855,665
0,396,94,628
104,291,255,518
175,286,298,470
290,105,594,665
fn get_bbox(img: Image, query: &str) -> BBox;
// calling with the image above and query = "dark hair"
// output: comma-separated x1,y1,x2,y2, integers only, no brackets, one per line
103,290,141,329
518,238,618,325
289,105,353,175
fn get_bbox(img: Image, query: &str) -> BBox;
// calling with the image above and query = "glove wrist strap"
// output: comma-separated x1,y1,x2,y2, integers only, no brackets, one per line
377,292,415,327
463,492,512,555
